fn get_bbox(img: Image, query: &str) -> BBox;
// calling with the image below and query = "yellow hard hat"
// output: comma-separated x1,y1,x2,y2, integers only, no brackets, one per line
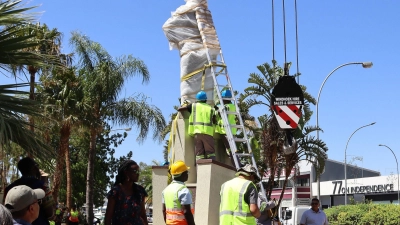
170,160,190,175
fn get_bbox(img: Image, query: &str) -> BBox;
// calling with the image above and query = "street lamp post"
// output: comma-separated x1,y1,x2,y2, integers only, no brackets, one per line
315,62,373,201
344,122,376,205
378,144,400,204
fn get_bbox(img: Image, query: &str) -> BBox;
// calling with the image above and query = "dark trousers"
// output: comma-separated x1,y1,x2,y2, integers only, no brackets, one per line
194,134,215,161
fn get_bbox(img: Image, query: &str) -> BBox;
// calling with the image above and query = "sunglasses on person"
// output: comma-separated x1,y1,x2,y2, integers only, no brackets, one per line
127,168,140,174
311,202,319,205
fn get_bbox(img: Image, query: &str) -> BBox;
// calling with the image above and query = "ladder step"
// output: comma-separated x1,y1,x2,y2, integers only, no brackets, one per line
230,124,244,129
226,111,239,115
235,153,253,157
222,97,234,101
234,138,247,142
217,84,231,88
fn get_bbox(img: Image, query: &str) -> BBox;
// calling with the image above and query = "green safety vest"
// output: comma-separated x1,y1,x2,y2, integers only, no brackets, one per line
164,181,194,225
188,102,215,136
220,177,256,225
215,103,237,135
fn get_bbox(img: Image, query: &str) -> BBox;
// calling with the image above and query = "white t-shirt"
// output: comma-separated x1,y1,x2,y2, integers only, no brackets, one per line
300,208,328,225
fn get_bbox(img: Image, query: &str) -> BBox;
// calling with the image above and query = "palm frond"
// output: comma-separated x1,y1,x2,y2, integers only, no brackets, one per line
110,94,166,143
0,83,54,162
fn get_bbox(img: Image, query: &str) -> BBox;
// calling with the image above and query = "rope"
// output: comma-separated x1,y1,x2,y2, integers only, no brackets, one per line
167,116,179,164
181,63,226,82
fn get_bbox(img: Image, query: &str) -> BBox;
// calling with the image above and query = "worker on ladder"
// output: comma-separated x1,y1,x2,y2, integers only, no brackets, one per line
215,89,240,166
162,161,195,225
178,90,216,163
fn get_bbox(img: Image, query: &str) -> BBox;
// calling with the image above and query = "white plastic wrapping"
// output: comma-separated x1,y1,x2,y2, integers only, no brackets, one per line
163,0,221,105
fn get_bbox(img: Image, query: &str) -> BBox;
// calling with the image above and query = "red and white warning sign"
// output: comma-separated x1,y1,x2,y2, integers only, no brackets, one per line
272,104,302,129
271,75,304,130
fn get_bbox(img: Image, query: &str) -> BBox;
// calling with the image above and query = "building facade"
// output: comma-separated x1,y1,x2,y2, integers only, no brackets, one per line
265,159,399,210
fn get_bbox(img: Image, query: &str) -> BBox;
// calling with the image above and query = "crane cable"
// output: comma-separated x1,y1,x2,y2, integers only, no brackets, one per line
272,0,275,73
276,0,300,83
295,0,300,83
282,0,287,71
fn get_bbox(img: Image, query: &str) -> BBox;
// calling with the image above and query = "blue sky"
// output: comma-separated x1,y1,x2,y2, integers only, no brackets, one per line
5,0,400,175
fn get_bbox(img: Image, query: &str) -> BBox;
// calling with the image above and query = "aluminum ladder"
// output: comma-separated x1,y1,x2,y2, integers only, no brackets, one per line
201,47,267,198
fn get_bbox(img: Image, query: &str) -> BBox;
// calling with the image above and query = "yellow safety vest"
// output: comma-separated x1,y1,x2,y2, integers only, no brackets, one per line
220,177,256,225
215,103,237,135
164,181,194,225
188,102,214,136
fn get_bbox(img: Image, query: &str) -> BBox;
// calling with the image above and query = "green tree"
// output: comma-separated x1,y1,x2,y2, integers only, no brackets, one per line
57,125,131,208
70,32,166,224
137,162,158,205
36,65,83,206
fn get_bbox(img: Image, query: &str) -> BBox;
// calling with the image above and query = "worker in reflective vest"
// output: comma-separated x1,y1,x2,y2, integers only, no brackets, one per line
178,90,216,163
220,164,267,225
215,89,239,166
68,205,79,225
162,161,195,225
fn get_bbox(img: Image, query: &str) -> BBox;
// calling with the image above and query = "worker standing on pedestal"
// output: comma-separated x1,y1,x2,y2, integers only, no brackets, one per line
162,161,195,225
178,90,216,163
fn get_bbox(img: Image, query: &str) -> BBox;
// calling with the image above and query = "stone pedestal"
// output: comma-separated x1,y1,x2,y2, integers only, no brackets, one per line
151,111,236,224
195,159,236,225
151,166,169,225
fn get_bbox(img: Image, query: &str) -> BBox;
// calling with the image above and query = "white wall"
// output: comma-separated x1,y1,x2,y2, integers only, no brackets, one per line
312,174,399,196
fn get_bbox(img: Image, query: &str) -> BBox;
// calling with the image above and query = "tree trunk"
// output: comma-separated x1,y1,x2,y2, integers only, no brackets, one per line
86,127,97,225
65,140,72,209
52,123,70,204
276,172,290,213
28,66,37,159
28,66,36,132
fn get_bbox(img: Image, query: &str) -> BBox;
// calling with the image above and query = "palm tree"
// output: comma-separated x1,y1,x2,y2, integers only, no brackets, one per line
243,61,328,208
0,0,63,160
0,1,63,74
36,65,83,206
0,83,55,160
70,32,166,224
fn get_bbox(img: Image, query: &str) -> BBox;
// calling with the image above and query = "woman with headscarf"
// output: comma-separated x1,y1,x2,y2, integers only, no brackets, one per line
104,160,148,225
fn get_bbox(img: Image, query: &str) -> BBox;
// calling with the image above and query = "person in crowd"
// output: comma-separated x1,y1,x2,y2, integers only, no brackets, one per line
300,198,328,225
162,160,195,225
67,205,79,225
178,90,216,162
4,157,55,225
0,203,14,225
104,160,148,225
54,206,62,225
4,185,45,225
256,193,276,225
220,164,266,224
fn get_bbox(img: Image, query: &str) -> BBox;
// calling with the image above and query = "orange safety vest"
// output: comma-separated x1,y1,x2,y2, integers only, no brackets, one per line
164,181,194,225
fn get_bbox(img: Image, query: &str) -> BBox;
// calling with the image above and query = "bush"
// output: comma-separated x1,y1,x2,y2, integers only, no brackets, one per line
325,203,400,225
